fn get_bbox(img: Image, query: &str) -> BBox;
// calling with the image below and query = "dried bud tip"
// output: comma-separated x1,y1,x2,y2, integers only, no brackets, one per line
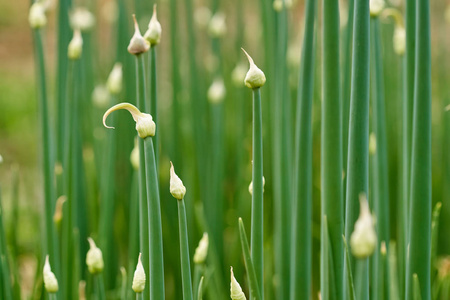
103,103,155,138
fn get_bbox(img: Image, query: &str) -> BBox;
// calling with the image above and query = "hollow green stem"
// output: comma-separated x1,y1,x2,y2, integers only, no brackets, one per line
406,0,432,297
197,277,204,300
32,29,59,278
96,274,106,300
49,293,57,300
344,0,370,297
143,137,165,299
149,47,159,167
135,54,150,300
290,0,316,299
239,218,261,300
178,199,193,300
136,292,144,300
322,0,343,299
250,87,264,299
0,189,13,300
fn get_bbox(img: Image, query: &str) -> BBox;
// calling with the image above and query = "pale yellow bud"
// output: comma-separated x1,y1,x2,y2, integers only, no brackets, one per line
53,195,66,225
230,267,246,300
242,48,266,89
86,238,104,274
370,0,385,17
195,6,212,29
208,12,227,38
380,241,387,256
231,63,247,87
369,132,376,155
350,194,377,259
29,2,47,29
446,5,450,24
92,85,109,108
0,154,3,164
130,139,140,170
144,5,162,46
68,30,83,60
132,253,146,293
70,7,95,31
249,176,265,195
393,26,406,56
128,14,150,55
43,255,59,293
193,233,209,264
107,63,123,95
103,103,156,139
169,162,186,200
273,0,283,12
207,78,226,104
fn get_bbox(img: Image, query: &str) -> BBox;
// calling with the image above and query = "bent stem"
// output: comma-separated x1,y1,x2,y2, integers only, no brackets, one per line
239,218,261,300
143,137,165,299
251,87,264,299
178,199,193,300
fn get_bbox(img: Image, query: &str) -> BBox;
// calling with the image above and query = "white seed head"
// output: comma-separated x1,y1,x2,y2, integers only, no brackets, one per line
193,233,209,264
68,29,83,60
128,14,150,55
230,267,246,300
285,0,293,9
169,162,186,200
207,78,226,104
208,12,227,38
249,176,265,195
43,255,59,293
29,2,47,29
195,6,212,29
242,48,266,89
350,194,377,259
130,139,140,170
370,0,385,17
144,5,162,46
70,7,95,31
380,241,387,256
231,63,247,87
369,132,376,155
393,25,406,56
132,253,146,293
103,103,156,139
107,63,123,95
86,238,104,274
92,85,109,108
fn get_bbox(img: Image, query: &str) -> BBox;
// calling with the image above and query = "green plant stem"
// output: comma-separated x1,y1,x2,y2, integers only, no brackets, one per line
343,236,356,300
49,293,57,300
197,277,204,300
143,137,165,299
149,47,159,167
32,29,59,278
370,17,390,300
239,218,261,300
96,274,106,300
321,0,343,299
250,87,264,299
136,292,144,300
135,54,150,300
193,264,203,300
178,199,193,300
290,0,316,299
0,189,13,300
406,0,432,297
344,0,370,297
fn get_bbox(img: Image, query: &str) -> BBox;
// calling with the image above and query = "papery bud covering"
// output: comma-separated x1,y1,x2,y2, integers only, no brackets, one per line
230,267,246,300
132,253,146,293
43,255,59,293
86,237,104,274
193,233,209,264
242,48,266,89
144,5,162,46
350,194,377,258
169,162,186,200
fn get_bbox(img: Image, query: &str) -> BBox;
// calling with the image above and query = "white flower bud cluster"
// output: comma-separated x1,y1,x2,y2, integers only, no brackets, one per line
107,63,123,95
29,1,47,29
370,0,385,17
350,195,377,259
70,7,95,31
242,48,266,89
207,78,226,104
193,233,209,264
169,162,186,200
68,30,83,60
86,238,104,274
43,255,59,293
144,5,162,46
132,253,146,293
128,14,150,55
208,12,226,38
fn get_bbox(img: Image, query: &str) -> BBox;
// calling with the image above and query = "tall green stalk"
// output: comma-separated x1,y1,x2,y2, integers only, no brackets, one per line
290,0,316,298
251,87,264,299
135,54,150,300
177,198,193,300
143,137,165,300
406,0,432,298
32,29,59,278
370,17,390,300
149,47,159,167
343,0,370,298
0,189,13,300
321,0,343,299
